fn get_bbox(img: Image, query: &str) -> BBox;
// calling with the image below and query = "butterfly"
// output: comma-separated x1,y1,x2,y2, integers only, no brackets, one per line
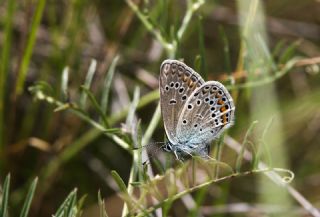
159,59,235,160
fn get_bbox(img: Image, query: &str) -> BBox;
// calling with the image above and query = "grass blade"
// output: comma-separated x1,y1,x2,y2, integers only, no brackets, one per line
19,177,38,217
0,174,10,217
101,55,119,116
80,59,97,109
15,0,47,96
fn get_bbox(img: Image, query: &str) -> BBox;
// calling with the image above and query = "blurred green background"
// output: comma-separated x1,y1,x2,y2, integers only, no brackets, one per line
0,0,320,216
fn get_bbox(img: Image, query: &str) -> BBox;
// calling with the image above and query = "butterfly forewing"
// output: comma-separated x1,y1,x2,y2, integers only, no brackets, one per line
176,81,235,145
159,60,205,143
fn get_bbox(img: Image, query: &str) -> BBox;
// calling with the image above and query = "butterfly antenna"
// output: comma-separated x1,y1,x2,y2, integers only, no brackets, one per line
139,142,167,165
132,141,165,150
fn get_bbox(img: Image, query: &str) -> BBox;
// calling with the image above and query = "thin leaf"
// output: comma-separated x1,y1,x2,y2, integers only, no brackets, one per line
125,87,140,135
111,171,128,193
101,55,119,115
272,39,286,58
80,86,109,127
54,189,77,217
61,67,69,102
0,174,10,217
80,59,97,109
279,40,301,64
19,177,38,217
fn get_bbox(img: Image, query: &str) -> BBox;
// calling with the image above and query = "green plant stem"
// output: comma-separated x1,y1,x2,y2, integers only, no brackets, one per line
177,0,204,41
137,168,289,216
15,0,47,96
0,0,16,170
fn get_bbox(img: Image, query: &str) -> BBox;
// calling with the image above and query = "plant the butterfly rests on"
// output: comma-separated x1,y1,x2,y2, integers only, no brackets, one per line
159,59,235,160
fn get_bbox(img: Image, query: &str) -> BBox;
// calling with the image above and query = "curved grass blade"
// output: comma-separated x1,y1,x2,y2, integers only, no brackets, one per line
236,120,258,172
19,177,38,217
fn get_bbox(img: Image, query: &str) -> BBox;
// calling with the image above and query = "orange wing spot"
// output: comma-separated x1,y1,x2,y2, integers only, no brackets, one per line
220,106,226,112
222,114,227,125
183,75,188,82
217,99,224,105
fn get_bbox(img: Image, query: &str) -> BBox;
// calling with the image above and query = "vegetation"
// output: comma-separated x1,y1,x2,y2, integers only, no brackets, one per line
0,0,319,216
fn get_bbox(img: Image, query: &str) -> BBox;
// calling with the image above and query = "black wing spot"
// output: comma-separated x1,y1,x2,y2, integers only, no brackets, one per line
179,87,184,93
169,99,177,105
197,100,201,105
211,113,216,118
183,119,187,124
182,95,187,101
209,100,214,105
205,98,209,102
165,86,169,91
187,104,193,110
194,124,198,128
218,90,223,95
170,82,174,87
175,82,180,89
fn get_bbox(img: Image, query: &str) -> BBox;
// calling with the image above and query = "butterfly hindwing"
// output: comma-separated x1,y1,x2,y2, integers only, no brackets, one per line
176,81,235,146
159,60,205,143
